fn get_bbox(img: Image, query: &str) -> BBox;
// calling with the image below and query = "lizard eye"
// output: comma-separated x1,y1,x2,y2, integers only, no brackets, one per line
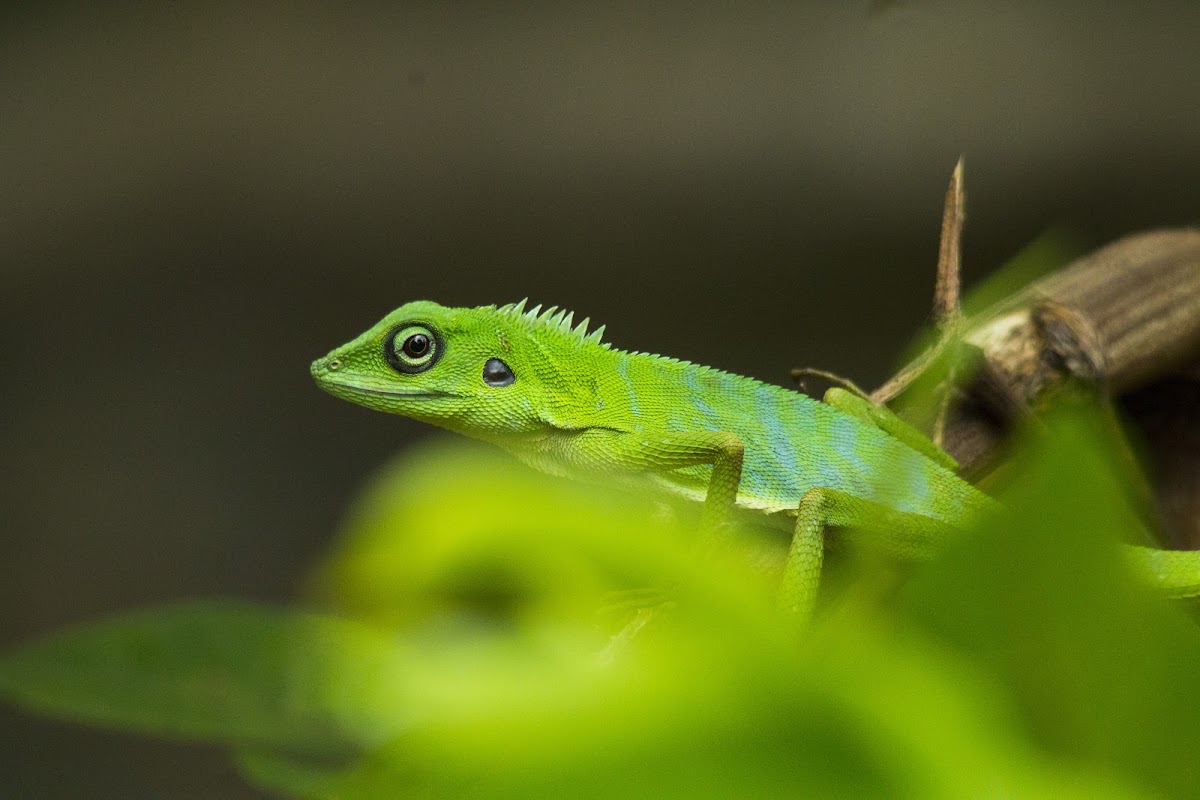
385,324,442,374
403,334,430,358
483,358,515,387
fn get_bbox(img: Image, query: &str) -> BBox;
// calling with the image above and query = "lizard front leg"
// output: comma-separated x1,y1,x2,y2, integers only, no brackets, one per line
567,429,745,654
590,430,746,532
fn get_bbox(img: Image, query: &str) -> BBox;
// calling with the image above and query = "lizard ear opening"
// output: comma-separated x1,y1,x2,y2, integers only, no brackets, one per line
483,358,515,387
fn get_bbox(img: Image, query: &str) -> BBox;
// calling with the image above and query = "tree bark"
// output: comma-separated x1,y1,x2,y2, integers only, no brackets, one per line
925,229,1200,548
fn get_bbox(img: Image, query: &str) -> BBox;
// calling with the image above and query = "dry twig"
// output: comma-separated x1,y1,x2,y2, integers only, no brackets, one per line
872,164,1200,547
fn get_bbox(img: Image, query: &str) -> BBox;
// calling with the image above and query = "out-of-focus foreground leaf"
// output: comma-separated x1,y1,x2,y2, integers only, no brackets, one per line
274,440,1157,799
903,408,1200,796
0,601,385,757
0,412,1196,798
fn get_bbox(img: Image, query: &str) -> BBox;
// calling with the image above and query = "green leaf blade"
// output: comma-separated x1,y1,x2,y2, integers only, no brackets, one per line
0,601,363,757
903,409,1200,797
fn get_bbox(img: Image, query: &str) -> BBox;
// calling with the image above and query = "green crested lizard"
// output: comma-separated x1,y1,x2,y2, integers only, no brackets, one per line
311,299,1200,618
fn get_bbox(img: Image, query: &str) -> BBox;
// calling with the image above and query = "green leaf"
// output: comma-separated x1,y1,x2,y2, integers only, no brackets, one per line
235,750,348,798
286,439,1154,800
3,428,1187,799
903,408,1200,797
0,601,395,757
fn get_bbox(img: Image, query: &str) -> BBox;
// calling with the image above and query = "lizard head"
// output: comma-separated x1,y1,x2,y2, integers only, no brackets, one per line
311,299,609,440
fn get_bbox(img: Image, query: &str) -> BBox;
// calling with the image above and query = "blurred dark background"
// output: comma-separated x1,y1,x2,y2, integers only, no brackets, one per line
2,3,1198,796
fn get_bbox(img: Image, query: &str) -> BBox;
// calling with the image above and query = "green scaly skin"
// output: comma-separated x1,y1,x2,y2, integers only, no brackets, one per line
311,300,1200,618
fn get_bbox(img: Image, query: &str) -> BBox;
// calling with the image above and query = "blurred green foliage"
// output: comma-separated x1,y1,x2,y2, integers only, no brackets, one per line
2,407,1199,798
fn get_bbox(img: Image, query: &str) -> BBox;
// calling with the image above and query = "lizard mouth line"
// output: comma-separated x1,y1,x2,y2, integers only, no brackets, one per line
319,381,459,400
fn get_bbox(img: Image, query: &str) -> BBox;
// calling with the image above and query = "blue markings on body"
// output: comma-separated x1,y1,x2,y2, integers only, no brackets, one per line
824,410,936,516
663,415,688,434
826,413,874,484
898,455,933,515
623,358,947,517
615,358,640,418
751,383,805,503
683,369,718,421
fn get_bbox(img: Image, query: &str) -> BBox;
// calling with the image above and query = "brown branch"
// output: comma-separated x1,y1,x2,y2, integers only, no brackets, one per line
796,164,1200,544
889,226,1200,547
932,158,965,325
872,158,966,406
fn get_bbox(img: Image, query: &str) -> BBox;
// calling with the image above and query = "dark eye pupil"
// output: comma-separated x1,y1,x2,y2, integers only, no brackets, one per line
403,334,430,358
483,358,515,387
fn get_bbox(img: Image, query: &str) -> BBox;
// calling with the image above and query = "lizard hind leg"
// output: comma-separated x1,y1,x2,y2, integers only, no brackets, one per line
779,487,960,622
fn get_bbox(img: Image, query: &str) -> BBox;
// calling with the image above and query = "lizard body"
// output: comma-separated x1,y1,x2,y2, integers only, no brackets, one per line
312,300,1200,617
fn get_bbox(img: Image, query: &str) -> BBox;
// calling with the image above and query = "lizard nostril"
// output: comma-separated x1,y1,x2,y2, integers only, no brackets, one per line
310,357,341,378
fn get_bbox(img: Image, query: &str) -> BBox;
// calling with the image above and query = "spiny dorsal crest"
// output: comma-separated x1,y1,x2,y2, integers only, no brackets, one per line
493,298,609,347
491,298,779,393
